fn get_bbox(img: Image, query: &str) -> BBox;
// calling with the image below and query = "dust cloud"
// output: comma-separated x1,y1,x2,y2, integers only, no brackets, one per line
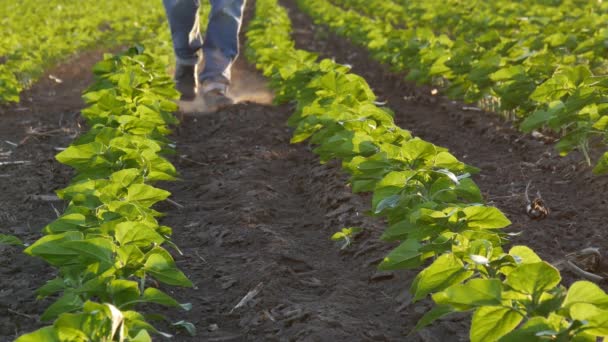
176,59,274,114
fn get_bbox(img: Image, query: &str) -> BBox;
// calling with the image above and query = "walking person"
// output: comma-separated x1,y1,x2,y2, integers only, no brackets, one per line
163,0,246,111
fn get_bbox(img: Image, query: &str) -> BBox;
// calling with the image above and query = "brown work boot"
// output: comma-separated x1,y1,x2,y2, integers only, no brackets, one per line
174,64,197,101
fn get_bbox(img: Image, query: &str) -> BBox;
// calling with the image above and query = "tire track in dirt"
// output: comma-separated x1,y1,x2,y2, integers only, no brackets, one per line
0,50,108,341
281,0,608,288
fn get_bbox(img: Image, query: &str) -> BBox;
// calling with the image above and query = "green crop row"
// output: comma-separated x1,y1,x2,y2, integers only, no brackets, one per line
247,0,608,341
0,0,169,104
16,47,193,341
302,0,608,173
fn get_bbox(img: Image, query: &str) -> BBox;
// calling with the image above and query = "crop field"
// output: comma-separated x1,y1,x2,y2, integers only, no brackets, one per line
0,0,607,341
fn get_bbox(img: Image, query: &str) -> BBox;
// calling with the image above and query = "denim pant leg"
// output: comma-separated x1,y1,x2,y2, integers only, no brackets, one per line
199,0,246,85
163,0,203,66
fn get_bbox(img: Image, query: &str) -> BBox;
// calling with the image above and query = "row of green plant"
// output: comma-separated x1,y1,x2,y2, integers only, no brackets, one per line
16,46,193,341
247,0,608,340
303,0,608,173
0,0,169,104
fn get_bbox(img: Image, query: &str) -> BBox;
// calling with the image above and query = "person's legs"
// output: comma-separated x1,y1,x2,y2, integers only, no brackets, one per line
163,0,203,100
199,0,246,91
163,0,203,65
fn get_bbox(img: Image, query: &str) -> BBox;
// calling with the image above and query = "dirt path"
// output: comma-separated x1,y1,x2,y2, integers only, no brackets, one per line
281,0,608,286
155,97,416,340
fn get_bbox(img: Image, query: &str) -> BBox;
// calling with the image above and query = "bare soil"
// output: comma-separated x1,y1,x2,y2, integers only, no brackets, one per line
1,2,607,342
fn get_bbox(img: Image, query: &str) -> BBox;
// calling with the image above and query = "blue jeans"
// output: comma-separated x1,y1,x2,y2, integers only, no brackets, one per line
163,0,246,84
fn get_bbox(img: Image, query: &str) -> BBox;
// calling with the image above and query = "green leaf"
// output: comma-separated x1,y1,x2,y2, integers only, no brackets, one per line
0,234,24,246
143,287,191,311
499,316,562,342
592,152,608,174
562,281,608,310
400,138,437,162
144,250,192,287
44,212,87,234
438,278,503,307
455,178,483,202
411,254,474,301
115,222,164,247
570,303,608,336
62,237,115,269
109,279,141,308
378,239,423,270
24,231,83,266
41,292,83,321
463,206,511,230
172,320,196,336
374,194,401,214
130,329,152,342
470,306,523,342
508,245,542,264
37,277,67,298
381,219,417,241
414,305,454,331
15,327,60,342
126,183,170,207
505,262,561,296
55,142,106,170
490,65,526,82
520,101,565,132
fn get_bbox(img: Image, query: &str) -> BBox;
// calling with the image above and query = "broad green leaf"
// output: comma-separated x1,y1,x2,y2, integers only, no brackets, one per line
592,115,608,130
400,138,437,162
490,65,526,82
24,231,83,266
143,287,191,311
381,219,417,241
56,142,109,171
109,279,140,308
378,239,423,270
499,316,562,342
411,254,474,301
562,281,608,310
126,184,170,207
592,152,608,174
455,178,483,202
15,327,60,342
520,101,565,132
508,245,542,264
115,222,164,247
470,306,523,342
414,305,454,331
37,277,67,298
439,278,503,307
131,329,152,342
530,74,573,103
463,206,511,230
374,194,401,214
62,237,115,269
505,262,561,296
44,213,87,234
41,292,83,321
144,251,192,287
116,244,145,269
570,303,608,336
